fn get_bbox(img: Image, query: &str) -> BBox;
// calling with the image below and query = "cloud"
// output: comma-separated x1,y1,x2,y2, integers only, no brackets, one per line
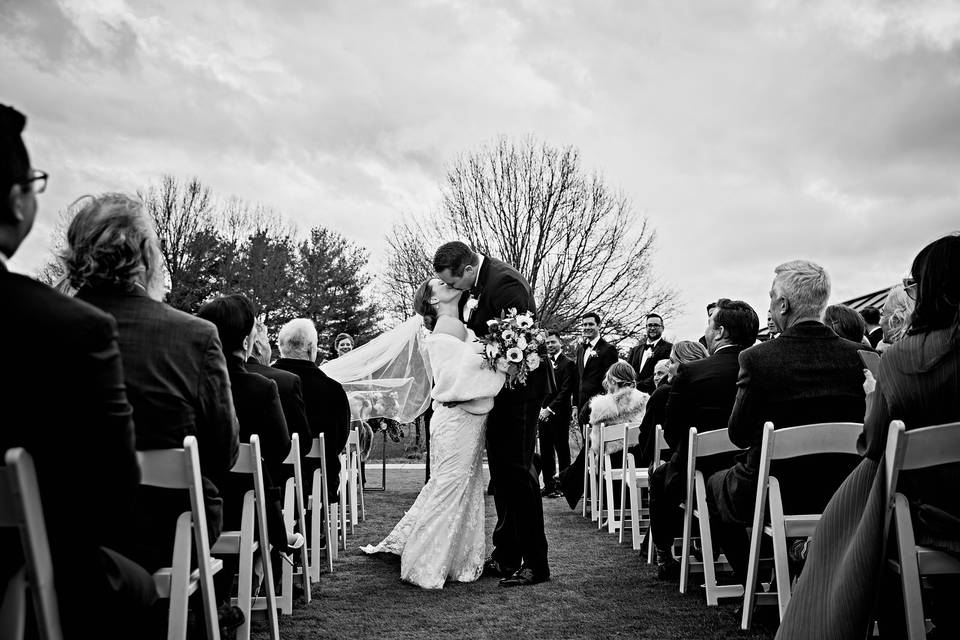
2,0,958,341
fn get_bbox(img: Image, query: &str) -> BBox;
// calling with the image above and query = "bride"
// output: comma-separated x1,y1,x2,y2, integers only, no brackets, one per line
360,278,505,589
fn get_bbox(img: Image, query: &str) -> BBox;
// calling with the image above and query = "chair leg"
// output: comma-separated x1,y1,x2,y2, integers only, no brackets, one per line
894,494,927,640
767,481,792,622
696,473,721,606
680,501,693,594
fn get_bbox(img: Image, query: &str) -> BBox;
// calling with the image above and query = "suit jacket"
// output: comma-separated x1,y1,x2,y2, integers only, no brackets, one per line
541,352,576,427
1,267,146,631
628,339,674,394
715,321,866,522
575,337,619,416
272,357,351,502
632,380,671,466
461,254,548,402
661,346,744,494
76,285,240,570
246,357,311,461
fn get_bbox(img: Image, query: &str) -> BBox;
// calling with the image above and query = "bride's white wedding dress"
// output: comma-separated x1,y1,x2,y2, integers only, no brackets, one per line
360,329,504,589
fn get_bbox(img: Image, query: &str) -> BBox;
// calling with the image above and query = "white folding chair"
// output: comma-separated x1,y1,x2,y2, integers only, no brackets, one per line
582,422,599,521
138,436,222,640
305,434,335,580
597,421,640,533
679,427,743,605
741,421,862,629
279,433,311,614
345,428,365,529
0,448,62,640
210,435,280,640
621,425,669,561
884,420,960,640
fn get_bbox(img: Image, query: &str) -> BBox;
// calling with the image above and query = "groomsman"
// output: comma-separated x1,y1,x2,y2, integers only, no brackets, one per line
628,313,673,393
860,306,883,348
574,311,619,425
538,330,577,497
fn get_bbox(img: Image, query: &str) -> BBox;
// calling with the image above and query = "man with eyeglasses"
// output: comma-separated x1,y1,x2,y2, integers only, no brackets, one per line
0,103,158,638
628,312,673,393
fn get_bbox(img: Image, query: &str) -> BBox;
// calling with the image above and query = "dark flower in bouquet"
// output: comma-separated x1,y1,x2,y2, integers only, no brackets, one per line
477,308,547,388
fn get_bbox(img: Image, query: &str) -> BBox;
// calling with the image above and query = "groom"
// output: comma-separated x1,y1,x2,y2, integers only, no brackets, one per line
434,241,551,586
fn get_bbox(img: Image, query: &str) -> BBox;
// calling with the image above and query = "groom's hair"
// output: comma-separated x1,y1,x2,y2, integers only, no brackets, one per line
433,241,477,277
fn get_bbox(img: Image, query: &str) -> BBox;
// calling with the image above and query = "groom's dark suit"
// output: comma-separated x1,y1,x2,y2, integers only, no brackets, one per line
462,255,550,575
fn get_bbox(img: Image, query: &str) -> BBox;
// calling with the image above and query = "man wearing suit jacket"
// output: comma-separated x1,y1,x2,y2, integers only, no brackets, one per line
538,330,577,496
436,241,550,586
0,104,157,639
697,302,718,349
574,311,619,425
247,321,312,482
707,260,866,584
274,318,351,504
628,313,673,394
648,298,758,578
860,306,883,349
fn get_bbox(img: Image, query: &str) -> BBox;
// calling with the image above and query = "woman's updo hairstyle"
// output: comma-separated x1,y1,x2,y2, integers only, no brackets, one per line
602,361,637,393
414,279,438,331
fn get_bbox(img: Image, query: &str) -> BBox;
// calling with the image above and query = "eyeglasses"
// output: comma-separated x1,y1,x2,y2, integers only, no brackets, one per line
646,323,663,328
21,169,48,194
902,277,918,300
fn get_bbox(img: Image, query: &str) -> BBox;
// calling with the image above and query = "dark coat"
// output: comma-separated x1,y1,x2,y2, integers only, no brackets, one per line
272,357,351,502
246,357,311,463
710,321,866,523
628,338,674,394
1,267,151,636
575,337,619,418
632,381,672,466
661,345,744,495
77,285,240,572
866,326,884,349
541,352,577,428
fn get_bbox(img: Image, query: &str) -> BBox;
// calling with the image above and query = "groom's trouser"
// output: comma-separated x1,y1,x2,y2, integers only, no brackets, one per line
486,385,549,574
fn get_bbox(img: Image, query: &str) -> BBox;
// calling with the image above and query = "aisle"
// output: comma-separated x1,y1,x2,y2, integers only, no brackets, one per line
251,468,776,639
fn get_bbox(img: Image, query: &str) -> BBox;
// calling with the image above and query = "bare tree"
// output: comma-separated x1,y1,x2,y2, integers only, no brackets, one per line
380,218,434,322
384,136,678,344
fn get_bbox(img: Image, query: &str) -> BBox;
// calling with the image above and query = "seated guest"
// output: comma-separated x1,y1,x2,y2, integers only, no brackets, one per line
0,103,156,639
66,193,242,631
698,301,719,348
860,305,883,348
877,283,915,351
246,321,312,481
633,340,709,466
706,260,865,586
334,332,354,358
197,295,302,554
649,299,759,579
273,319,351,504
558,362,649,508
824,303,870,345
652,358,670,389
779,235,960,640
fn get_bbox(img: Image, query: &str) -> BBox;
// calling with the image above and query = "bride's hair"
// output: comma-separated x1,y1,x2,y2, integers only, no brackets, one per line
413,279,438,331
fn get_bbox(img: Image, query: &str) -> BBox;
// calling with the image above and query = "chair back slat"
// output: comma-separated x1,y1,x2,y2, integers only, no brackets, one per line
766,422,862,460
282,433,301,465
305,437,323,459
600,421,640,445
137,448,191,489
898,421,960,471
229,442,256,475
694,428,740,458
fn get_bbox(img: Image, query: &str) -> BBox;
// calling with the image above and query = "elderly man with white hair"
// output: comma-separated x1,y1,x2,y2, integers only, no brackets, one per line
273,318,351,504
705,260,866,587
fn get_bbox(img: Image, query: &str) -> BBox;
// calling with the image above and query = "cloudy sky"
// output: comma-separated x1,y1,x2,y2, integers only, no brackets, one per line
3,0,959,341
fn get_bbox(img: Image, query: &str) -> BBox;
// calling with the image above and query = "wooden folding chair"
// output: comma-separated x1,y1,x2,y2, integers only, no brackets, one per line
741,421,862,629
0,448,62,640
679,427,743,605
138,436,222,640
581,422,599,521
279,433,310,614
209,435,279,640
884,420,960,640
621,425,669,561
305,434,335,581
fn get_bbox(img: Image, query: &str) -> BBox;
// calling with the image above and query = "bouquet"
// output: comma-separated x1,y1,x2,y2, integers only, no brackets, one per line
476,308,547,389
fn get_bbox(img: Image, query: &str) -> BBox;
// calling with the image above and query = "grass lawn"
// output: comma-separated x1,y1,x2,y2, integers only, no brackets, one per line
250,469,778,640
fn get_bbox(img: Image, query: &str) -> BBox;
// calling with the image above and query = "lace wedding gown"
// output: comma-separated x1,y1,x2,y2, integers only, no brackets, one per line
361,330,505,589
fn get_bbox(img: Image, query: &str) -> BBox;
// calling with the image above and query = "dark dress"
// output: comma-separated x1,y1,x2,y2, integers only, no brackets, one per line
777,326,960,640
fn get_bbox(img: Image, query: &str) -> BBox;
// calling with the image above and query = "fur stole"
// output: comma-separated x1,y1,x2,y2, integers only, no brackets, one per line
589,387,649,427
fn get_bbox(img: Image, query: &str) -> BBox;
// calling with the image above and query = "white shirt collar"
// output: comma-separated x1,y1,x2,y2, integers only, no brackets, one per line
588,336,600,350
472,254,485,291
714,343,737,354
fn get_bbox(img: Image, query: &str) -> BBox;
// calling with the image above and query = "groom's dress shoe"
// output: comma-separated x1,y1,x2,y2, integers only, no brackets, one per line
482,558,517,578
499,567,550,587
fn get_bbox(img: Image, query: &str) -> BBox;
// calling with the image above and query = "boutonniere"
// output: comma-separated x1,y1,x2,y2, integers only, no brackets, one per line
584,346,596,361
464,295,479,322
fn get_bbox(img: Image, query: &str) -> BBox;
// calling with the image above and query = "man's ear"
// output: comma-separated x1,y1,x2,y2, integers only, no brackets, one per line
6,184,25,223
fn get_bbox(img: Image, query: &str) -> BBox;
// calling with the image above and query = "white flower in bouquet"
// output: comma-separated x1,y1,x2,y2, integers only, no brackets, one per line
525,352,541,370
495,357,511,373
486,319,501,332
516,313,534,329
515,335,528,350
485,343,500,359
506,347,524,363
502,329,516,341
